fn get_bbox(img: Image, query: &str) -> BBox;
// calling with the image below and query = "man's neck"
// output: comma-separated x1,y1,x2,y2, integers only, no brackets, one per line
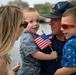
56,34,66,41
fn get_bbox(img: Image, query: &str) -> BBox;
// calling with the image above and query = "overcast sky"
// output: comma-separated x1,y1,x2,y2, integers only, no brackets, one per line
0,0,67,7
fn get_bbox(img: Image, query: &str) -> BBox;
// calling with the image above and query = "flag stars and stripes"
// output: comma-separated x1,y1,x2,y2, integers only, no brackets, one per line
34,36,52,50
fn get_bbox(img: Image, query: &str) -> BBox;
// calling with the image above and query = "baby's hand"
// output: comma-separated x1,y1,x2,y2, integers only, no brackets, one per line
50,51,58,60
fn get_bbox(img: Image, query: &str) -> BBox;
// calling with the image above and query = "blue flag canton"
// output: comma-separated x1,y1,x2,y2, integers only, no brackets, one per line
41,34,48,40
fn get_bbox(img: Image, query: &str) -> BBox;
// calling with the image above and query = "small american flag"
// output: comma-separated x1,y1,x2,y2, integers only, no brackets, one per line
34,33,52,50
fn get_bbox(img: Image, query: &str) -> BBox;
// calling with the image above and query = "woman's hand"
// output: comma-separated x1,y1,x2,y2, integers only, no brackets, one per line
12,62,20,75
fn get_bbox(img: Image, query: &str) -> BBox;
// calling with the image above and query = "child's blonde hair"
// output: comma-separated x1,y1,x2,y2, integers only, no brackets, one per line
22,7,39,19
62,7,76,23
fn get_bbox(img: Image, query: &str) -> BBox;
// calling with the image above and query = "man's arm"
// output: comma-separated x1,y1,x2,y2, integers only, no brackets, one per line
54,67,76,75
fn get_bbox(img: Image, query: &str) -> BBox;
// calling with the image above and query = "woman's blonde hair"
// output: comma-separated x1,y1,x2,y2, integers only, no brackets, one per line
0,5,23,56
0,5,23,75
0,56,8,75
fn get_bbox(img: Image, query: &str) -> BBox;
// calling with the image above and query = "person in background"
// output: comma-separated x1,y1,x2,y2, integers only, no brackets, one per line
54,7,76,75
0,5,28,75
40,1,74,75
17,7,58,75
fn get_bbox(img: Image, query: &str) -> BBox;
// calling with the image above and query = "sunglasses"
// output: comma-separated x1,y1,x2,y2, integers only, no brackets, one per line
61,23,76,29
20,21,28,28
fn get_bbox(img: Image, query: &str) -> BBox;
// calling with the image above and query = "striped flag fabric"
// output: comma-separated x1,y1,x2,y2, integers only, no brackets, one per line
34,33,52,50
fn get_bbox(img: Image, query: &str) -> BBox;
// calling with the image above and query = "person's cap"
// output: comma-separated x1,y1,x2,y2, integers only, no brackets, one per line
41,1,74,18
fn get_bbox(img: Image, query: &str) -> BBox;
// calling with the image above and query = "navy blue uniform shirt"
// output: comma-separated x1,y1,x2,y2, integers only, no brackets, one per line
41,35,65,75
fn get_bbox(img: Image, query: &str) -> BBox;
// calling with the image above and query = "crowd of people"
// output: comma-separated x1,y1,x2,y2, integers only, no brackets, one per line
0,1,76,75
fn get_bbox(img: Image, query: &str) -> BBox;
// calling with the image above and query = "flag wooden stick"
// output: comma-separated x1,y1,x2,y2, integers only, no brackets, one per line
42,30,44,34
49,46,53,52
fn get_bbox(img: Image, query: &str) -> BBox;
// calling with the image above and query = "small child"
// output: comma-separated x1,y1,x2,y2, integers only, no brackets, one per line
17,7,58,75
54,7,76,75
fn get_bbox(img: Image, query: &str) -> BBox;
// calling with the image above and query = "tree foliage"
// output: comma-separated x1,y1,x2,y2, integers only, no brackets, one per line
8,0,29,8
8,0,53,14
34,4,52,14
69,1,76,7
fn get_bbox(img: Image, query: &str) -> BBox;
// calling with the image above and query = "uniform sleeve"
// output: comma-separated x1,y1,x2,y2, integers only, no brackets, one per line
61,41,76,67
20,33,39,56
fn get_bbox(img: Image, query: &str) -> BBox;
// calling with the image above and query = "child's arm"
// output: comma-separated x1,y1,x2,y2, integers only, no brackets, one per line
54,67,76,75
32,51,58,60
